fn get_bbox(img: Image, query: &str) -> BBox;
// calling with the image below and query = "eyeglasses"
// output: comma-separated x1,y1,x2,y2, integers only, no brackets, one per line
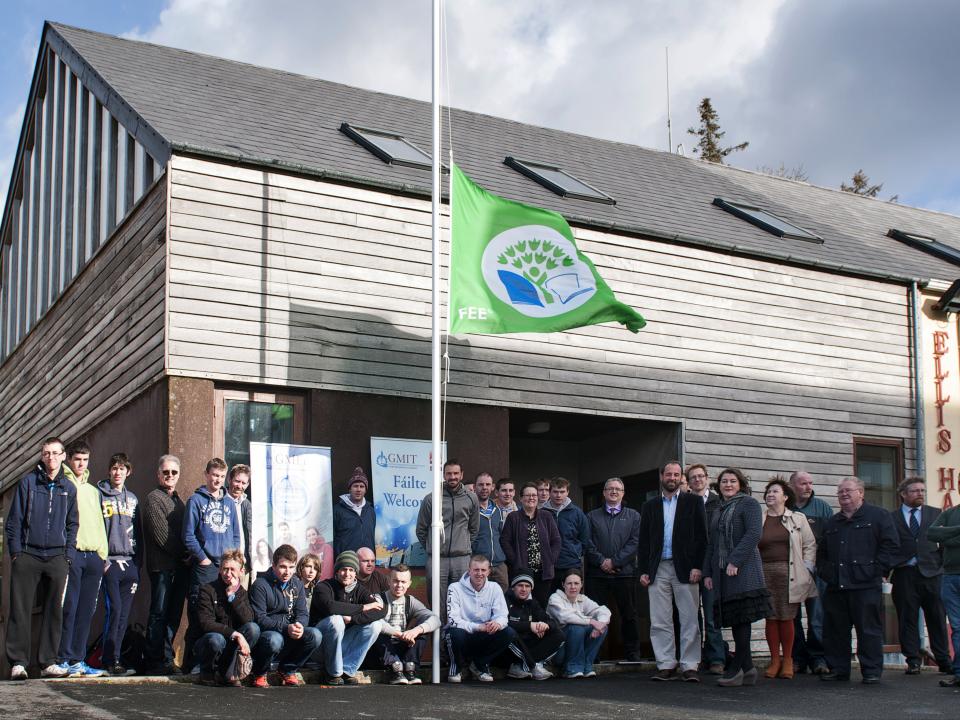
161,469,180,476
605,487,624,493
41,450,64,458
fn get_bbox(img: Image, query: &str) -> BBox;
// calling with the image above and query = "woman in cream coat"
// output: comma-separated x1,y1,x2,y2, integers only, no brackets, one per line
546,569,611,678
759,477,817,679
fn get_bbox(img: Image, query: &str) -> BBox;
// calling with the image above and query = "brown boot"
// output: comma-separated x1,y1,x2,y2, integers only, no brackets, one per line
764,655,781,679
778,657,794,679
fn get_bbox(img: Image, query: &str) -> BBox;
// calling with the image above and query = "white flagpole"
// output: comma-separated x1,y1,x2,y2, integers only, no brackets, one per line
430,0,443,686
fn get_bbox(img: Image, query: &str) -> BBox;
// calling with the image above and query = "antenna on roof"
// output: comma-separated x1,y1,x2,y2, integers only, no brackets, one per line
665,47,672,152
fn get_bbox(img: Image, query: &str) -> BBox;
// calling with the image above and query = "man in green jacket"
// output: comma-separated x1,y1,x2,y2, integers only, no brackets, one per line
928,504,960,687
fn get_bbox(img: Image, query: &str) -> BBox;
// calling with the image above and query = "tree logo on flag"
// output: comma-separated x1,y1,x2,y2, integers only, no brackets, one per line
481,225,596,317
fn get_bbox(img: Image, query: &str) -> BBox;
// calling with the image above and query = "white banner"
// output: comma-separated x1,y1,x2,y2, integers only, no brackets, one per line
250,442,333,575
370,436,445,568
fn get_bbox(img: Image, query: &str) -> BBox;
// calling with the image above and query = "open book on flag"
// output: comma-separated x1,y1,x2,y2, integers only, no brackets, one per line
448,164,646,334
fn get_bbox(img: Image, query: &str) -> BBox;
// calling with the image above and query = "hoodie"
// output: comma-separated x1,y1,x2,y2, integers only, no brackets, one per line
546,589,611,628
249,568,309,633
183,485,241,566
472,498,506,566
4,463,78,562
416,482,479,558
332,494,376,556
64,466,108,559
542,497,593,570
98,480,141,564
446,572,508,631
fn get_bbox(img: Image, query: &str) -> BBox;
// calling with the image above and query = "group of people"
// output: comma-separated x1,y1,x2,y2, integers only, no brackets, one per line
5,440,960,691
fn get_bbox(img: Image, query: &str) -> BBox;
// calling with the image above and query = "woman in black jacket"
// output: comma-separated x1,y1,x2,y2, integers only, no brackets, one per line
190,549,260,686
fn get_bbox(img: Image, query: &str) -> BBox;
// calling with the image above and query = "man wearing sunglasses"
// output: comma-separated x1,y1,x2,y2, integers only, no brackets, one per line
143,455,190,674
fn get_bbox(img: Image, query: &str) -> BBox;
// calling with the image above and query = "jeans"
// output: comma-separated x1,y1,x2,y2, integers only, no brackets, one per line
555,624,607,675
59,550,104,664
793,576,826,669
146,567,189,666
252,628,322,676
941,574,960,677
700,579,725,665
194,622,260,675
315,616,381,677
102,561,140,665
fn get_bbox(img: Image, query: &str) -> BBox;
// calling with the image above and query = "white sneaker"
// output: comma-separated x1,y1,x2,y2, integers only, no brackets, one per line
532,663,553,680
447,671,462,683
507,663,532,679
41,663,69,678
475,669,494,682
10,665,28,680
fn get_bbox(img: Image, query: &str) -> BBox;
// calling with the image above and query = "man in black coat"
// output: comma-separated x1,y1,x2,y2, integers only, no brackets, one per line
638,461,707,682
889,477,951,674
818,476,899,684
502,575,564,680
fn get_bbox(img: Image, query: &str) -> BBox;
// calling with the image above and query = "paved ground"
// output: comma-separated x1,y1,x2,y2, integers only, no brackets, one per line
7,667,958,720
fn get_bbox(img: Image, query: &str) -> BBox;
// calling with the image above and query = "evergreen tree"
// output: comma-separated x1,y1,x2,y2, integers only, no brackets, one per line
687,98,748,163
840,169,883,197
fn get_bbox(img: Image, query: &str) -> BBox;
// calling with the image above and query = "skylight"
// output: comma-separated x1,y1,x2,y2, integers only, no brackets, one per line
504,157,615,204
713,198,822,242
888,228,960,265
340,123,431,168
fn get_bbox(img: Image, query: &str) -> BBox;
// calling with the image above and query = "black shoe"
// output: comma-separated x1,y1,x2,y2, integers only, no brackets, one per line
625,651,644,663
343,673,360,685
905,663,921,675
939,676,960,687
939,663,954,675
325,675,344,686
651,669,677,681
197,671,217,686
811,662,830,675
389,669,408,685
109,663,133,677
820,672,849,682
862,675,881,685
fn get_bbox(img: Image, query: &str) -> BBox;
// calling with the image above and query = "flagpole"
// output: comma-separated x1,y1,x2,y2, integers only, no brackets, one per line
429,0,443,686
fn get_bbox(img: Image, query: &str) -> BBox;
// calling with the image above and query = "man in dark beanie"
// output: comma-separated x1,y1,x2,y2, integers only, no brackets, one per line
503,574,564,680
333,467,376,556
310,550,387,684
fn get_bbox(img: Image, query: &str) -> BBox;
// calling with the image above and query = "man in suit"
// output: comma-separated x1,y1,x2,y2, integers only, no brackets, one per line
638,461,708,682
889,477,951,674
686,463,724,674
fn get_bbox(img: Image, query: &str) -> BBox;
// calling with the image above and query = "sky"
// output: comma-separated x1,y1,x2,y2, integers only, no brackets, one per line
1,0,959,217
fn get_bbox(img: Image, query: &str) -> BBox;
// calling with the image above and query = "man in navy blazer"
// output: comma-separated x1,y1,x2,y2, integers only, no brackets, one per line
889,477,951,674
638,461,708,682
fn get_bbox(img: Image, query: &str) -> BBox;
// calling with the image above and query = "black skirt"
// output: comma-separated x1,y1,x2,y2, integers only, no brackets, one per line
715,588,772,627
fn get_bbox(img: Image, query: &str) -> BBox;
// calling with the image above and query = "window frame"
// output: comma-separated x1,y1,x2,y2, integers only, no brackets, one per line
213,387,307,466
339,122,432,169
713,197,822,242
504,156,615,205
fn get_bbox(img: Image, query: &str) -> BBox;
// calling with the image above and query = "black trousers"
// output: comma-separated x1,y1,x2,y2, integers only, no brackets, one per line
6,553,69,667
822,586,884,677
891,567,950,665
588,576,639,655
505,627,566,671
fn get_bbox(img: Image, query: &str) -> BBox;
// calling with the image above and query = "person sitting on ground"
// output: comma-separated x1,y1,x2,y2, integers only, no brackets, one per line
371,564,440,685
249,544,321,687
297,553,322,607
357,546,391,595
503,574,564,680
546,569,610,678
310,550,387,685
445,554,514,683
189,549,259,686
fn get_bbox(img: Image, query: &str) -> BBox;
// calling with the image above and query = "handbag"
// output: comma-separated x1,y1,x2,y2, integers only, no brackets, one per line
226,649,253,683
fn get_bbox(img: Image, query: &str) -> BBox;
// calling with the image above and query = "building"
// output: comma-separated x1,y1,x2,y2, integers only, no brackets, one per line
2,22,960,662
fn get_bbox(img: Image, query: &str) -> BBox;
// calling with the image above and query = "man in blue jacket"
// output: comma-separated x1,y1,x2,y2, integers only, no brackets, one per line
332,467,376,556
543,477,592,592
249,544,322,687
5,437,78,680
472,472,508,590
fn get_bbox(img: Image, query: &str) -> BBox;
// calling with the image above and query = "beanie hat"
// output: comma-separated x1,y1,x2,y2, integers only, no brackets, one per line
348,467,368,489
511,573,535,589
335,550,360,573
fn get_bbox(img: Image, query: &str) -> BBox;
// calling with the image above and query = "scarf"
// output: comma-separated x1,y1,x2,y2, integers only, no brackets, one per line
716,492,749,570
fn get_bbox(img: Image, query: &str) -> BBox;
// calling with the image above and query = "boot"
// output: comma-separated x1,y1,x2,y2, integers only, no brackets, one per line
778,657,794,679
765,655,781,679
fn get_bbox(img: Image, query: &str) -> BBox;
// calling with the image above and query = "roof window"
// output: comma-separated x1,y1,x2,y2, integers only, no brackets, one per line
340,123,431,168
504,157,615,204
713,198,822,242
888,229,960,265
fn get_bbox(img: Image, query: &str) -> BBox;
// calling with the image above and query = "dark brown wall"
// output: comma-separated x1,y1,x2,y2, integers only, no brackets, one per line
310,390,509,493
167,376,216,495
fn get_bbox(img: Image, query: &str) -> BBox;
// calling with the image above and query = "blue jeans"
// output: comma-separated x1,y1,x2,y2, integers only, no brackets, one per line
555,624,607,675
315,616,381,677
146,567,189,666
252,627,322,676
793,576,826,669
941,574,960,677
699,580,724,665
194,622,260,675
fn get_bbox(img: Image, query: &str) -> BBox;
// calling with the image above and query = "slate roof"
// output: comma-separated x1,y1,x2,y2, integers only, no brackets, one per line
8,22,960,284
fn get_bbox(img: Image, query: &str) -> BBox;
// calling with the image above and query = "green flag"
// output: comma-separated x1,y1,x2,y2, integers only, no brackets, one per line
449,164,646,335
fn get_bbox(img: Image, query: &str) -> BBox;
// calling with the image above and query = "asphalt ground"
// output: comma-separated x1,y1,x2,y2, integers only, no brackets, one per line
7,667,959,720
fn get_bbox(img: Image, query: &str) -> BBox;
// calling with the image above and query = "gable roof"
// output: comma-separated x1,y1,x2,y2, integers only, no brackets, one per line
5,21,960,285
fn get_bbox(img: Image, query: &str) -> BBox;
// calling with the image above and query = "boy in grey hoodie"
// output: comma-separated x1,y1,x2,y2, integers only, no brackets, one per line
98,453,142,675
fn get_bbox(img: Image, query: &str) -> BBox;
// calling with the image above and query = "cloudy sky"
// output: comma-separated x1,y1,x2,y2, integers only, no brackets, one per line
1,0,958,215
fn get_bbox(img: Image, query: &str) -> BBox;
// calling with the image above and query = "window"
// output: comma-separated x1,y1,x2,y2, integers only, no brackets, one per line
713,198,822,242
339,123,431,168
504,157,615,204
215,388,307,470
888,228,960,266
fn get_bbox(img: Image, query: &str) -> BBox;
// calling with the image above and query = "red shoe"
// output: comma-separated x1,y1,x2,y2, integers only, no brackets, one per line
249,674,269,688
282,673,303,687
